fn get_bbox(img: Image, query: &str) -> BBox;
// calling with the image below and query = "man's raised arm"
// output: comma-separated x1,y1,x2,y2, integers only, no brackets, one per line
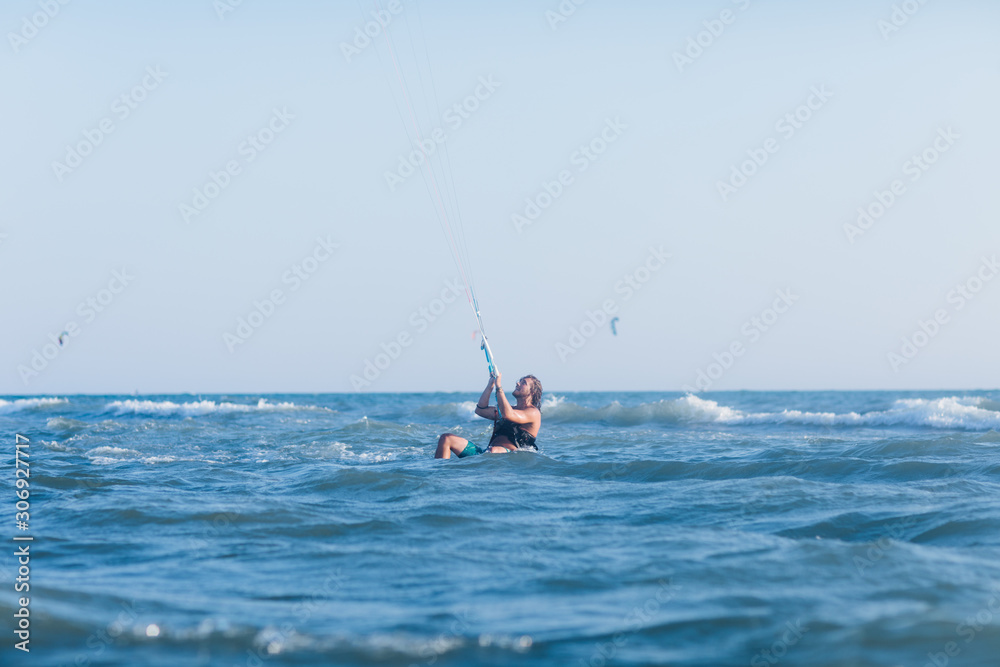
474,375,499,420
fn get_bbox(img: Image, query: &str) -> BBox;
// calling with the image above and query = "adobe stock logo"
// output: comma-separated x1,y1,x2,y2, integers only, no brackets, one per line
213,0,247,21
17,269,135,385
179,108,294,223
878,0,931,40
350,279,465,389
887,255,998,372
555,246,670,362
683,289,798,393
546,0,587,31
51,66,169,182
844,127,959,244
512,117,627,234
672,0,753,73
383,76,501,193
8,0,73,54
339,1,407,64
716,86,832,203
223,237,338,352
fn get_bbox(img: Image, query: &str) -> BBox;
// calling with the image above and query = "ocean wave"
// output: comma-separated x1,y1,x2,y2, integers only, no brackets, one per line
105,398,325,417
0,397,68,413
85,446,196,466
39,439,74,452
977,399,1000,412
36,619,525,664
46,416,89,433
295,440,427,464
86,445,141,466
536,395,1000,430
88,446,141,458
141,455,179,464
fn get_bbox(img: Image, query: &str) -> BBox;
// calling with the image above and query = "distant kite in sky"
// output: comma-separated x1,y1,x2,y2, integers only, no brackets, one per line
610,317,620,336
58,331,69,346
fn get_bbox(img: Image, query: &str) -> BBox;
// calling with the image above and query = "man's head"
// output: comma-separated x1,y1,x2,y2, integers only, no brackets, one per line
513,375,543,410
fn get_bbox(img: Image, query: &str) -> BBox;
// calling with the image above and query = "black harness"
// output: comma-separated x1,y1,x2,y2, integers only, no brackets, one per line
489,417,538,451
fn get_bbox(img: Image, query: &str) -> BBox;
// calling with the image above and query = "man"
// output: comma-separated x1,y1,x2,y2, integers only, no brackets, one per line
434,372,542,459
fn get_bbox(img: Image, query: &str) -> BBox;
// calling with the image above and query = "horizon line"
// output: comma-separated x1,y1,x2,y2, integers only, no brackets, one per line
3,387,999,398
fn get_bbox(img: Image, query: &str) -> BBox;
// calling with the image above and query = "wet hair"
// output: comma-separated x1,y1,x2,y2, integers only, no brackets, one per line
521,375,542,411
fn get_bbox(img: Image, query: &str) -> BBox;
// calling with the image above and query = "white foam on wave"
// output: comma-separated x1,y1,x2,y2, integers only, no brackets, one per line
87,446,141,465
542,394,742,425
46,416,88,432
86,446,200,466
542,394,565,411
723,396,1000,430
105,398,317,417
333,441,417,463
0,397,68,414
88,458,121,466
456,401,478,421
141,455,178,464
88,446,141,458
544,395,1000,431
299,440,425,464
39,439,72,452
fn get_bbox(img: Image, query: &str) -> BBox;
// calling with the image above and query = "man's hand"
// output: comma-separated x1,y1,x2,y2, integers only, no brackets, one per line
493,371,502,389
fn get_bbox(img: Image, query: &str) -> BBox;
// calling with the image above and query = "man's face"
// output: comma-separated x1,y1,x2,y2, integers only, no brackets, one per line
513,377,530,398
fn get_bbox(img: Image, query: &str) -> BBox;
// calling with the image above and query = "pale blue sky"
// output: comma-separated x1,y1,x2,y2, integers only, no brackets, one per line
2,0,998,394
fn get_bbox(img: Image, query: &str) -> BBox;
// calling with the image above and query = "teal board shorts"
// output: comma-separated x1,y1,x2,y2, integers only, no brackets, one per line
458,442,484,458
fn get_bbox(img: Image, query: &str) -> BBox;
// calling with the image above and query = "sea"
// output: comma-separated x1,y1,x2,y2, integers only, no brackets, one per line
2,390,1000,667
